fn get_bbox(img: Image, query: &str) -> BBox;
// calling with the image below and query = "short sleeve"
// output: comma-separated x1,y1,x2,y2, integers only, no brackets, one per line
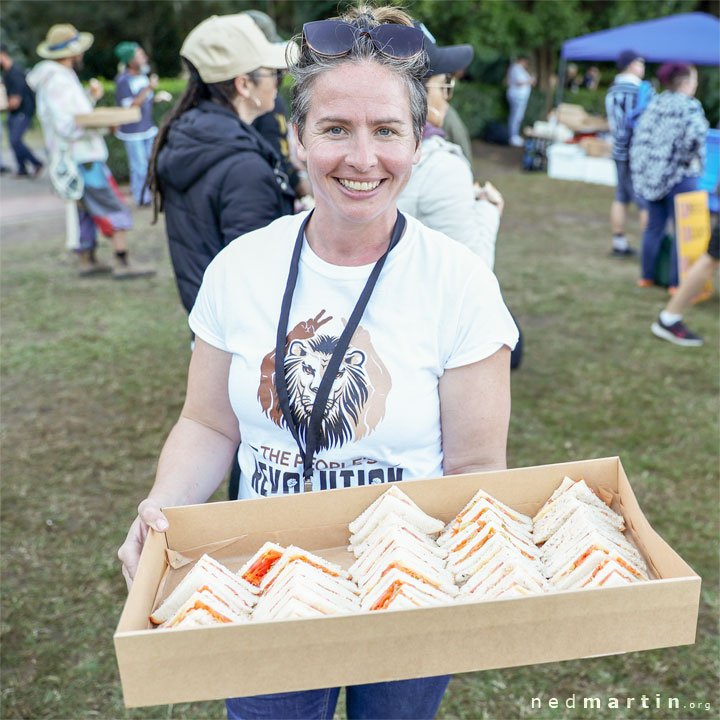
443,264,518,370
188,253,230,351
115,76,133,107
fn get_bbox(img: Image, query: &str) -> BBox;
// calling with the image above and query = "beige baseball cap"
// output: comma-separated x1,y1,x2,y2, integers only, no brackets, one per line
180,13,294,83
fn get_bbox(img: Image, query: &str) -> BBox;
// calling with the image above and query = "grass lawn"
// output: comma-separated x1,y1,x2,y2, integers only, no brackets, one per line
1,142,718,720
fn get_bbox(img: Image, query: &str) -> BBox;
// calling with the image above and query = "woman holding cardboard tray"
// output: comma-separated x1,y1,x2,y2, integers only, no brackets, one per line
119,4,517,718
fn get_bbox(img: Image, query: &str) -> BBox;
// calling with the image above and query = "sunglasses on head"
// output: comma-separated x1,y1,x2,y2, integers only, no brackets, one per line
302,20,424,60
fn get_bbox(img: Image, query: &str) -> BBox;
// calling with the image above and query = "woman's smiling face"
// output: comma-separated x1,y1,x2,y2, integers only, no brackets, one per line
296,60,421,230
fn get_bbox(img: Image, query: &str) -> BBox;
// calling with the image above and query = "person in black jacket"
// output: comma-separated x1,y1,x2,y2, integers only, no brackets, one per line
0,44,43,177
146,14,295,314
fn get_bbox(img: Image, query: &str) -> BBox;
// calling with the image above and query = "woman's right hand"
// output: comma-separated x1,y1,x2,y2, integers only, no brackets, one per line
117,498,169,590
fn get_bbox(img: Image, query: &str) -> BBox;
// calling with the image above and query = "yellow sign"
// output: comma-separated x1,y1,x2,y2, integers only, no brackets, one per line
674,190,713,303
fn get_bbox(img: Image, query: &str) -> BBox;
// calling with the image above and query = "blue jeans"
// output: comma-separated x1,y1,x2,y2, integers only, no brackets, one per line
7,113,42,174
226,675,451,720
641,176,699,287
507,91,530,140
123,135,154,205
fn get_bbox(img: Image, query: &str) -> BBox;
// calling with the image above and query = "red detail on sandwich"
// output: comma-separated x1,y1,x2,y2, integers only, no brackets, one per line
168,600,233,627
371,580,405,610
242,550,283,586
378,563,443,592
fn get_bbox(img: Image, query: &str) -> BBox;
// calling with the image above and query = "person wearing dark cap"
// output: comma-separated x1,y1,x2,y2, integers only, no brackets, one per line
605,49,653,257
114,42,167,206
399,21,504,270
399,22,522,367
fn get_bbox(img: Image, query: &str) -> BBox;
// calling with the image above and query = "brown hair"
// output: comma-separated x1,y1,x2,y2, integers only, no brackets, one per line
144,61,262,222
288,2,428,146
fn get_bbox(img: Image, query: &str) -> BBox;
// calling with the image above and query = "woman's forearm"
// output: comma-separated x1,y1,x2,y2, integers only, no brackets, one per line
148,415,238,508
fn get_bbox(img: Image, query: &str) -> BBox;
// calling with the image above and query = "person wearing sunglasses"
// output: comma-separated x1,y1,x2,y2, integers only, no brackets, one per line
398,23,505,272
119,5,517,718
246,9,314,214
144,13,296,316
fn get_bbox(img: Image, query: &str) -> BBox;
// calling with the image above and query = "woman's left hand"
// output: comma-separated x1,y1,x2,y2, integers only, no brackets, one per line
474,181,504,217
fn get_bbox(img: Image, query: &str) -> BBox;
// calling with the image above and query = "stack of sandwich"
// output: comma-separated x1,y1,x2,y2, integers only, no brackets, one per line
150,553,259,628
250,545,360,620
533,477,649,589
347,486,458,611
439,489,547,600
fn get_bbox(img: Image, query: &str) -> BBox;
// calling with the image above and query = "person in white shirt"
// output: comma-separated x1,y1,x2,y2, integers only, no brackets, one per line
119,5,517,717
27,23,154,278
506,54,535,147
398,21,503,270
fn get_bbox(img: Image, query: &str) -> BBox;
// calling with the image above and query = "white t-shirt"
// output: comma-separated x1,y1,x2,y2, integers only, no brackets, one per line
507,62,532,99
189,211,518,499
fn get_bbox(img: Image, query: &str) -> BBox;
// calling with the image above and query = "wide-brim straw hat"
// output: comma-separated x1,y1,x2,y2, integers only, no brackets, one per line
37,24,94,59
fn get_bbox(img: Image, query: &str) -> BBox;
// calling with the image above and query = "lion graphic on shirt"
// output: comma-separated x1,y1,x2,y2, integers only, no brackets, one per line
257,311,391,449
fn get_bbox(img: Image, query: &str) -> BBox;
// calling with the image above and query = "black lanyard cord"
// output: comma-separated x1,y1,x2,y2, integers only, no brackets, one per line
274,210,407,486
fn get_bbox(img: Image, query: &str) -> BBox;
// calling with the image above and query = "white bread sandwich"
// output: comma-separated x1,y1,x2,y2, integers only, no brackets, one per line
357,545,457,593
449,530,544,583
543,526,648,580
350,528,447,581
549,547,647,590
350,511,448,559
259,546,352,593
539,504,638,563
579,559,635,588
238,541,286,588
443,513,537,559
360,567,456,611
438,489,532,546
150,554,257,625
533,478,622,544
460,558,547,598
259,559,359,607
253,578,359,621
160,587,249,629
348,486,444,545
439,503,533,552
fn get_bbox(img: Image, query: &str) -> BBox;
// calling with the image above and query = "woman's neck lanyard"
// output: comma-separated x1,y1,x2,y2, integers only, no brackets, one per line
274,210,406,492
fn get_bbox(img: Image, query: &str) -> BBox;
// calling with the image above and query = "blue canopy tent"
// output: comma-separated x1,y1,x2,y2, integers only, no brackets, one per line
560,12,720,67
556,12,720,210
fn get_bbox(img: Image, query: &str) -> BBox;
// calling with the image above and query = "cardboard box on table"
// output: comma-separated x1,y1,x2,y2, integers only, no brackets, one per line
114,457,700,708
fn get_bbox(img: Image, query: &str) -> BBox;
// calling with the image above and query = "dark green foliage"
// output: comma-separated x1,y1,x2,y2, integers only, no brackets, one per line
2,0,717,138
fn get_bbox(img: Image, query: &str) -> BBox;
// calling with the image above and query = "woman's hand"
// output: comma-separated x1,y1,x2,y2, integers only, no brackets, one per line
118,498,169,590
474,181,505,217
88,78,104,101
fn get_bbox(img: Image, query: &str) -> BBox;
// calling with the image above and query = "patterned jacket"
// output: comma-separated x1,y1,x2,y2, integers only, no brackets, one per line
630,91,708,202
605,73,653,162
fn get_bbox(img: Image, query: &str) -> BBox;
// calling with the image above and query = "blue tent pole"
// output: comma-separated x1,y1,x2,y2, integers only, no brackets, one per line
555,55,566,108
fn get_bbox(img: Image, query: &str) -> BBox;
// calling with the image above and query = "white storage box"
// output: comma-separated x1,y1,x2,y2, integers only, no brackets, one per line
583,156,618,186
547,143,585,182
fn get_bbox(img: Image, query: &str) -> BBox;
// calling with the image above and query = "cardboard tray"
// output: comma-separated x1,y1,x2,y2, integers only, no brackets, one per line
114,457,700,708
75,106,140,128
